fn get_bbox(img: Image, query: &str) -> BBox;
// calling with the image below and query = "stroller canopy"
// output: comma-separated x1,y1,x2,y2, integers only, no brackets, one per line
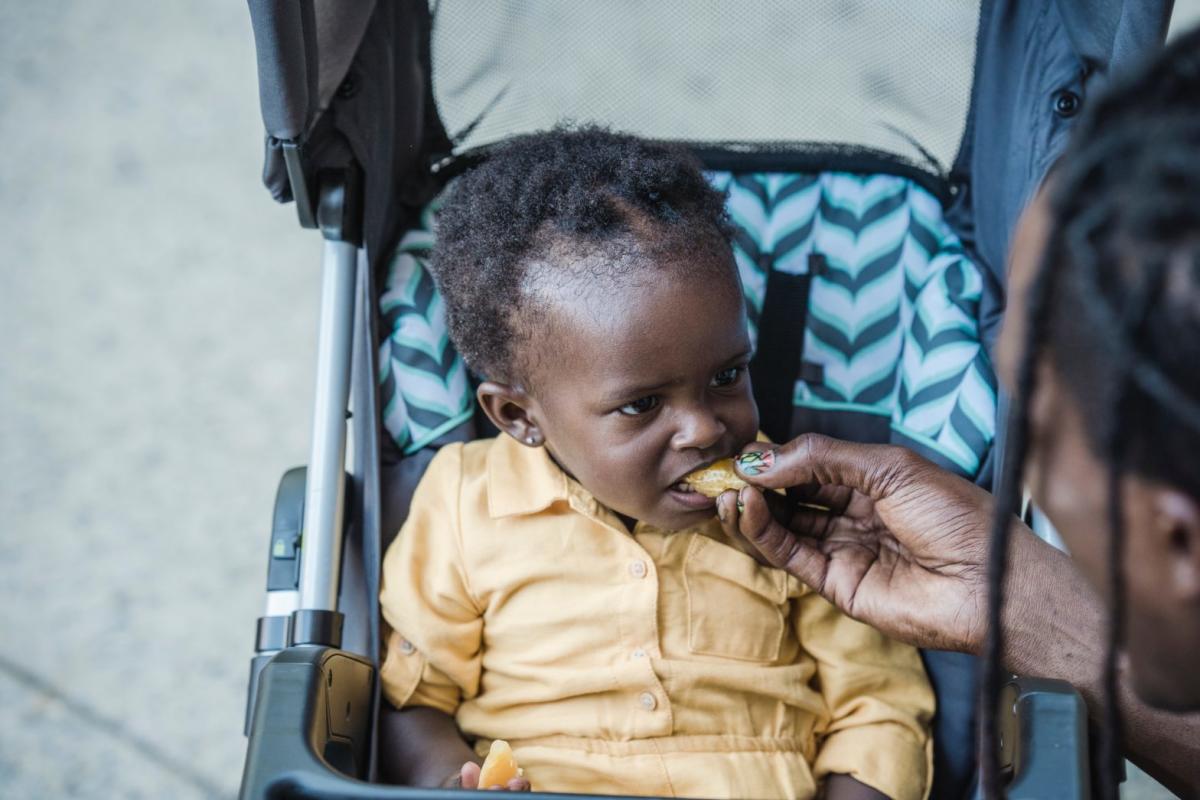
250,0,1171,284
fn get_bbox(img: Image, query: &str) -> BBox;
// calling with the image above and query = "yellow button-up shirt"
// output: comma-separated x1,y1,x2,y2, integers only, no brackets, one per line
380,435,933,799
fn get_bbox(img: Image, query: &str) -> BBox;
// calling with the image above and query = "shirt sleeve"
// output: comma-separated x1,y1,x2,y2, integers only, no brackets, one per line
796,591,935,800
379,443,483,716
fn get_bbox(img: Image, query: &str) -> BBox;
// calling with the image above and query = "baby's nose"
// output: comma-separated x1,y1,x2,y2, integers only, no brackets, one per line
672,407,726,451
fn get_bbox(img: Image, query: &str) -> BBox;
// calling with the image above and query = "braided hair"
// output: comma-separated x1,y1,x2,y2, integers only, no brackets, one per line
979,26,1200,798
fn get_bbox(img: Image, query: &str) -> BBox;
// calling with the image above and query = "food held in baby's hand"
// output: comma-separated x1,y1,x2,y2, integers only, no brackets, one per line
683,458,750,498
478,739,523,788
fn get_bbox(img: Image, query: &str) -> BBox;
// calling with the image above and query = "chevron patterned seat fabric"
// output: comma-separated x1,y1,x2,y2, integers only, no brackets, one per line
379,170,997,479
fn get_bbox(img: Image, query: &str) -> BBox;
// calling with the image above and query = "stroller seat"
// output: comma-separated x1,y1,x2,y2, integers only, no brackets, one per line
380,168,997,479
377,165,999,798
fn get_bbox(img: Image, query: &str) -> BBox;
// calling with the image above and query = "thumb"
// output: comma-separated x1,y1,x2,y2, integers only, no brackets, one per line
734,433,899,499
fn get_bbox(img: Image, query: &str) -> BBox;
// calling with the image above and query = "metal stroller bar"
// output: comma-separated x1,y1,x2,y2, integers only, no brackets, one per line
298,237,357,614
262,158,363,651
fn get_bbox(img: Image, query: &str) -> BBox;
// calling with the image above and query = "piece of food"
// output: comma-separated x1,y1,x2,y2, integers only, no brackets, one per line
478,739,523,788
683,458,749,498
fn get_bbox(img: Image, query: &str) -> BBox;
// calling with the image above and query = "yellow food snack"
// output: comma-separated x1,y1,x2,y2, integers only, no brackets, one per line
683,458,749,498
478,739,523,788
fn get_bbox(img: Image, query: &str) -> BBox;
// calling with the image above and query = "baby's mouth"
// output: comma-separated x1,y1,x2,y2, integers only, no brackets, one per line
666,472,718,511
667,455,725,495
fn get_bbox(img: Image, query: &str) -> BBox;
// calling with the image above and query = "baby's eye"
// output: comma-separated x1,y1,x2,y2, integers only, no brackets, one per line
618,396,661,416
711,367,743,388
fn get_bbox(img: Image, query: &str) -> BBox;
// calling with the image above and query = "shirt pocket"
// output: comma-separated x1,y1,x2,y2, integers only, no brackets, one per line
683,534,789,663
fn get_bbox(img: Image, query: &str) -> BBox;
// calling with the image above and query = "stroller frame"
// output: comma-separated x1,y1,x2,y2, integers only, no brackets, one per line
239,1,1172,797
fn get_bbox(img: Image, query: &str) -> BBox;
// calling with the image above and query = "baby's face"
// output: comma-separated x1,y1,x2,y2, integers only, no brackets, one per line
526,264,758,531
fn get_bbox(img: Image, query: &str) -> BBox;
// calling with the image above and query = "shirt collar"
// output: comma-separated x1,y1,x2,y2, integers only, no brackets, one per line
486,433,571,518
484,434,733,537
486,432,772,521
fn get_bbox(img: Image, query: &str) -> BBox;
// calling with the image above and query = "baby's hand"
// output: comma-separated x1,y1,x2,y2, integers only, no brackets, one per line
453,761,532,791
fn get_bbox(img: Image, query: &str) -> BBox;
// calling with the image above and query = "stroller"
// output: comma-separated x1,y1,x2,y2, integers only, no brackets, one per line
238,2,1172,798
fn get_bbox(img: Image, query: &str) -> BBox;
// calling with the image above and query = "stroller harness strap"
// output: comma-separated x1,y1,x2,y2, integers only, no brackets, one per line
749,255,819,444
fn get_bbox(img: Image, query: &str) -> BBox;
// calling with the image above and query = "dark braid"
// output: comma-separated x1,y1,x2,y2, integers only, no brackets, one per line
1101,431,1125,800
978,26,1200,798
1098,255,1170,798
978,242,1059,798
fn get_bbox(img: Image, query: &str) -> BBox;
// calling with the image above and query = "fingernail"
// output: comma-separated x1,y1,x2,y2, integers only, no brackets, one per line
735,449,774,476
718,503,727,523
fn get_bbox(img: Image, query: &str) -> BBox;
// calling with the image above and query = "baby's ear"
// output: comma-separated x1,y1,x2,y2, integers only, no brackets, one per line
476,381,544,447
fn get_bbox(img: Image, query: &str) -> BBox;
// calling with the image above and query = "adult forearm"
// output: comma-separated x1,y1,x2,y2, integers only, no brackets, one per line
1000,526,1105,696
378,704,479,787
1001,526,1200,795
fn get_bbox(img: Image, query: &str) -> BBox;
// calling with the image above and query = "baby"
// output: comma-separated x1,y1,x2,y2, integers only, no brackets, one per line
379,128,933,800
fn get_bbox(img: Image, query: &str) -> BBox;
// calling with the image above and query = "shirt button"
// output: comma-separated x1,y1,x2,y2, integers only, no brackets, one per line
638,691,658,711
632,648,647,659
399,638,416,655
629,560,648,579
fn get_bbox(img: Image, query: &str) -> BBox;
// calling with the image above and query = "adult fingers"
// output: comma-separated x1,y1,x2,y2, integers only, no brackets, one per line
733,487,831,592
734,434,912,500
719,488,846,541
506,777,532,792
787,481,858,515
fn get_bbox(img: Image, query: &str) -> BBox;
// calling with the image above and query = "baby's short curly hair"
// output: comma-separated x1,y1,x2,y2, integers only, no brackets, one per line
431,126,736,382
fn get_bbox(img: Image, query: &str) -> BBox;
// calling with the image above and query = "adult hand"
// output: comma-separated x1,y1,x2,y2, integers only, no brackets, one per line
716,434,995,653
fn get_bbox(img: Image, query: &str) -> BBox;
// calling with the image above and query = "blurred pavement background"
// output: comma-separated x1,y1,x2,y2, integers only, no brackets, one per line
0,2,311,797
1,2,1197,798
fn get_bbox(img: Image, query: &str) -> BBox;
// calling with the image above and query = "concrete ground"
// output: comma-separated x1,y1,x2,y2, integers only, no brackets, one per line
0,2,312,797
0,2,1196,799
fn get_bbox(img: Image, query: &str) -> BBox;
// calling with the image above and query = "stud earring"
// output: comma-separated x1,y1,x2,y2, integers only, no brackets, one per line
526,435,538,445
